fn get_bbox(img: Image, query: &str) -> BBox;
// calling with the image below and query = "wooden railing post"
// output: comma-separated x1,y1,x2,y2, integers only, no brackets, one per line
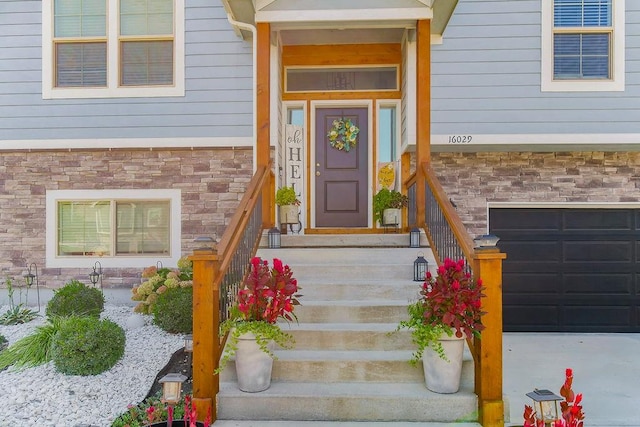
472,248,507,427
190,245,220,422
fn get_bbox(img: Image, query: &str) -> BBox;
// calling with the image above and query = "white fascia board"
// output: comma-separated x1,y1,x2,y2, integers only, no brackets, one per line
256,8,432,23
0,137,253,151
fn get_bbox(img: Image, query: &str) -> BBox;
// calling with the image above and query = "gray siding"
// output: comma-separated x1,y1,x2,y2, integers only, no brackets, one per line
431,0,640,135
0,0,253,142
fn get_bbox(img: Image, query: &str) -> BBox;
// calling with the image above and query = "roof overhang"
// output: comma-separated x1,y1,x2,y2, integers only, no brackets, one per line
221,0,458,43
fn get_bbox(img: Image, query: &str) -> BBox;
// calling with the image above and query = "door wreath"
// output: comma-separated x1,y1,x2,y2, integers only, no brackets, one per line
327,118,359,152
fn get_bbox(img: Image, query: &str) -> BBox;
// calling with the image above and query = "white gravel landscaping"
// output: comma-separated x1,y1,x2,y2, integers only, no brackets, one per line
0,305,183,427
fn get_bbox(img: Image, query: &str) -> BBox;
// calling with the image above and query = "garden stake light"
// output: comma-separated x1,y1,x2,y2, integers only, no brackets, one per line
23,262,40,312
526,388,563,426
89,261,103,293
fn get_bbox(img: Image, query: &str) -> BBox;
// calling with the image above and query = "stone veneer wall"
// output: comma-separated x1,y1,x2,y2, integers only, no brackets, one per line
430,151,640,237
0,148,253,289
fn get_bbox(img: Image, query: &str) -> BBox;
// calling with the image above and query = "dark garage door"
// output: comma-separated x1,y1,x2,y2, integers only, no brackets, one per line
489,208,640,332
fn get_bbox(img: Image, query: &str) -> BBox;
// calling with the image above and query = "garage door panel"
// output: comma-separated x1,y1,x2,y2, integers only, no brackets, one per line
500,241,560,262
504,273,561,293
563,209,633,231
563,241,633,263
504,305,559,330
490,209,561,231
564,273,633,294
564,306,632,327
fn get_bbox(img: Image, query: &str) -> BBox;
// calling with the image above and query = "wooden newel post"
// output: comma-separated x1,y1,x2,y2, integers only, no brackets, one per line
189,243,220,422
472,248,507,427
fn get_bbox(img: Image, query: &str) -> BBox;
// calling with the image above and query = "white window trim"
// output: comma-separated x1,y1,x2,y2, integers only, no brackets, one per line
46,189,182,269
42,0,185,99
541,0,625,92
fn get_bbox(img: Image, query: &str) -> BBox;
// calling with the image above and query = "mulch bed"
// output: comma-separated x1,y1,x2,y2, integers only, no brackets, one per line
145,347,193,399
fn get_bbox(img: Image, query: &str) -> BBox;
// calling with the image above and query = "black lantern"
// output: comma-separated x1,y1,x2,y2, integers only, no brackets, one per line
159,373,187,405
413,252,429,282
23,262,41,312
268,227,281,249
526,389,563,426
409,227,421,248
183,334,193,353
89,261,103,292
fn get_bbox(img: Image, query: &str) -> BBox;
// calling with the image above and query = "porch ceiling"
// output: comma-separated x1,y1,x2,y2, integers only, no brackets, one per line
221,0,458,42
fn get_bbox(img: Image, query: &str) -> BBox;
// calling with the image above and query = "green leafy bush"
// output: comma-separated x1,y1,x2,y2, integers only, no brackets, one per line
52,316,125,375
46,280,105,319
152,286,193,334
0,305,38,325
0,317,64,371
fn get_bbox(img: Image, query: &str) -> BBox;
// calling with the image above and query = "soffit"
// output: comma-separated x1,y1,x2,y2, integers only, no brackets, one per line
222,0,458,42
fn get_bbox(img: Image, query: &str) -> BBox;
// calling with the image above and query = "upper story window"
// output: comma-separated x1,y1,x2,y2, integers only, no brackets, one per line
43,0,185,99
542,0,625,92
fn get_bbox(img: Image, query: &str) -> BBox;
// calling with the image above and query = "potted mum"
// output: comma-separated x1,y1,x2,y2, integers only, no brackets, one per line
217,257,301,392
373,188,408,226
397,258,485,393
275,186,300,226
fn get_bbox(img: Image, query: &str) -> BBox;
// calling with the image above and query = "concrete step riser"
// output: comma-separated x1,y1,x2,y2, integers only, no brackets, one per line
220,358,474,384
295,305,407,323
218,393,478,422
294,265,414,281
286,329,415,351
299,283,419,301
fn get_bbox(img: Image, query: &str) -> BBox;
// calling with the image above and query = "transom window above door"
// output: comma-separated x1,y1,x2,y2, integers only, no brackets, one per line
42,0,185,99
286,67,398,93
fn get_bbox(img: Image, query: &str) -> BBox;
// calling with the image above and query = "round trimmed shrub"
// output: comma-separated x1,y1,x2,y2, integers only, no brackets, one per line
152,286,193,334
52,316,125,375
46,280,105,319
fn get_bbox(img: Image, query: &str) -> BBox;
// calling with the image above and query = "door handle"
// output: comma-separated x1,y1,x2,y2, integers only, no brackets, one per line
316,171,321,176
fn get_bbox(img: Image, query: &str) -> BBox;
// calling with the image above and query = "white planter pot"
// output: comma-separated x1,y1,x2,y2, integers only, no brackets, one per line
279,205,299,224
422,333,465,394
382,208,401,226
235,332,274,393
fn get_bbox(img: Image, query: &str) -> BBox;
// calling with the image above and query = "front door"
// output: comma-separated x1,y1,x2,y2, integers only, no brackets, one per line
315,108,368,227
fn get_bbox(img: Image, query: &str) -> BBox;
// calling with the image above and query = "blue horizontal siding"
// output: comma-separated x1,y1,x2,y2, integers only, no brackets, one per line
432,0,640,137
0,0,254,143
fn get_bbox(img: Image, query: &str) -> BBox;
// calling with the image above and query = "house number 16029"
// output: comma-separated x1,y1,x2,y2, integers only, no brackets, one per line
448,135,473,143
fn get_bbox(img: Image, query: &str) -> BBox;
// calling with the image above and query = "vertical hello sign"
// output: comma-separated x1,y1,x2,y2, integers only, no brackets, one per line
284,124,305,233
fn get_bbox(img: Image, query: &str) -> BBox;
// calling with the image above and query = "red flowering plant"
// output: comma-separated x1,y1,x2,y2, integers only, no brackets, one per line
396,258,485,363
216,257,301,372
524,368,584,427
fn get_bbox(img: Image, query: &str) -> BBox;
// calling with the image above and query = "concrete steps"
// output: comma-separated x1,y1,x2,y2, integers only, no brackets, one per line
216,234,479,424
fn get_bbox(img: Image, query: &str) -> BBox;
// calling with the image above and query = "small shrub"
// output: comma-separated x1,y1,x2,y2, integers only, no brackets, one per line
152,286,193,334
46,280,105,319
0,317,64,371
0,334,7,351
0,305,38,325
52,316,125,375
132,256,193,314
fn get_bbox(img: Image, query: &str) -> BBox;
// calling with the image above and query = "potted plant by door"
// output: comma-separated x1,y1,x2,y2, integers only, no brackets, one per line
216,257,301,392
373,188,409,226
396,258,485,393
276,186,300,226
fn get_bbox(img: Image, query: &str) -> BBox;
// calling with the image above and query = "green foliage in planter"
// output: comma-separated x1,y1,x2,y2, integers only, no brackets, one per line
46,280,105,319
152,286,193,334
215,316,295,374
52,316,125,375
0,317,64,371
372,188,409,224
395,300,449,365
275,186,299,206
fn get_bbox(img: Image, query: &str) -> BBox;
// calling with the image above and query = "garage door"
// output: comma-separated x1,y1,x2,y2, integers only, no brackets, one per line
489,207,640,332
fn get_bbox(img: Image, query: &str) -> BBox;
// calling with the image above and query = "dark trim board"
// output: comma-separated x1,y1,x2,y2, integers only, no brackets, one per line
489,207,640,332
